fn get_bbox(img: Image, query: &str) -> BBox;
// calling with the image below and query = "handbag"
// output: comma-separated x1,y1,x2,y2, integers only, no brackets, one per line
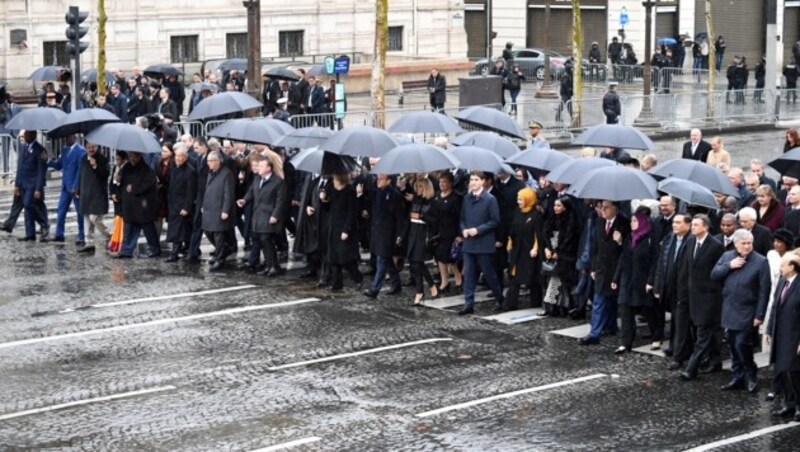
450,240,463,262
541,259,557,276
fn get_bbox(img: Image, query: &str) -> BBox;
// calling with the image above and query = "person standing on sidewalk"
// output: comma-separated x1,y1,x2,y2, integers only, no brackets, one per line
427,68,447,112
602,82,621,124
506,64,525,116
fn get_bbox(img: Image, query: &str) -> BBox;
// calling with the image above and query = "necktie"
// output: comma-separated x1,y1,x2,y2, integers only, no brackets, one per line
673,238,683,262
308,89,314,107
259,177,265,189
724,237,731,248
605,220,612,234
781,280,791,305
694,241,701,258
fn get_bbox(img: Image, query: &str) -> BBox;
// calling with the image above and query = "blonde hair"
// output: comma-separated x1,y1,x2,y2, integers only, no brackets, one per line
262,149,284,179
580,147,596,158
414,178,435,200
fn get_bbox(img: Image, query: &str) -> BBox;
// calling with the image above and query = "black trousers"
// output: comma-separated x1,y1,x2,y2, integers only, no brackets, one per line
254,232,280,269
780,370,800,410
620,304,659,349
207,231,230,261
411,260,434,294
670,298,695,362
686,324,722,375
3,191,48,231
331,261,362,289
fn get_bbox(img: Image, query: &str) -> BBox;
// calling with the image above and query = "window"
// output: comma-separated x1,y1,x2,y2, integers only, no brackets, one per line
388,26,403,51
516,50,539,59
43,41,68,66
279,30,304,57
170,35,199,63
226,33,248,59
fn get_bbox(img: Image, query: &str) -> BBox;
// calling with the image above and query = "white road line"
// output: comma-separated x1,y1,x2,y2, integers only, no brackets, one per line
250,437,322,452
58,284,259,313
415,373,608,418
268,338,453,371
0,298,320,350
683,423,800,452
0,386,176,421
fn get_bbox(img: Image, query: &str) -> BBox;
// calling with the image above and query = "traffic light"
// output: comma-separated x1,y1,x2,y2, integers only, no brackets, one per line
65,6,89,56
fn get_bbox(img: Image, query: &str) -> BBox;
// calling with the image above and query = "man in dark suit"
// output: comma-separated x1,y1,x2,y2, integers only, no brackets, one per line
363,174,406,298
652,195,677,243
306,76,326,114
165,146,197,262
156,88,178,120
580,200,630,345
711,229,770,392
495,169,523,287
15,131,49,241
202,151,236,271
238,156,287,276
678,214,725,381
187,138,210,262
783,185,800,236
115,151,161,258
681,128,712,161
766,254,800,421
427,68,447,112
715,213,738,252
108,84,129,123
738,206,773,255
288,68,309,115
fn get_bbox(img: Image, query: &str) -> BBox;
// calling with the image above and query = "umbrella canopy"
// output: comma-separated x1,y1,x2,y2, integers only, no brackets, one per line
769,147,800,179
264,66,301,81
275,126,335,149
46,108,121,138
82,68,116,84
572,124,656,151
450,146,514,173
254,117,295,136
566,165,658,201
505,145,572,172
143,64,184,77
85,123,162,154
657,37,678,46
372,143,460,174
5,107,67,131
657,177,718,210
320,126,398,158
217,58,248,72
454,105,526,139
306,64,329,78
451,131,520,158
207,118,289,144
648,158,739,197
289,146,356,174
28,66,69,81
387,111,464,134
189,82,220,93
187,91,263,120
546,157,615,185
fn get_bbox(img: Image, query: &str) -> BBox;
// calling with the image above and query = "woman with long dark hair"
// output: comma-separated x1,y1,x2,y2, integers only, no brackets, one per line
784,128,800,152
541,196,581,316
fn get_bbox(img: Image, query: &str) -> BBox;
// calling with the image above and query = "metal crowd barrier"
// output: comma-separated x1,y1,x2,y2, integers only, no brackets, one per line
0,133,17,179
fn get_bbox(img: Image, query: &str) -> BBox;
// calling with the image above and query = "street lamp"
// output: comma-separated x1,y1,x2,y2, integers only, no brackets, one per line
635,0,658,126
536,0,558,99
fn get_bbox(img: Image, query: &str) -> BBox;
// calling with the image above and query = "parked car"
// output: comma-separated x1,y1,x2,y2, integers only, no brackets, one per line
473,48,605,81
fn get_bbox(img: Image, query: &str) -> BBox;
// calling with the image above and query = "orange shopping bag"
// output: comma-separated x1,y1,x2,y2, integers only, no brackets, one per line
108,215,124,253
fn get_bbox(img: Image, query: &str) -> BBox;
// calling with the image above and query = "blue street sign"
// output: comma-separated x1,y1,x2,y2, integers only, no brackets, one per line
333,55,350,75
324,56,335,75
620,7,629,27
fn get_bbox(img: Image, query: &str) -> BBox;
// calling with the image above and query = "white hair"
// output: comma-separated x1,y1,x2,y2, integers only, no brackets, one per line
732,228,754,243
737,207,757,221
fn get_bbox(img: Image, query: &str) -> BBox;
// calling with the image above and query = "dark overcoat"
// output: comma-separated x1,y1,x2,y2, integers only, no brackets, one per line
370,184,406,258
767,277,800,373
676,235,725,327
166,162,197,242
244,175,286,234
615,233,657,307
119,160,158,224
591,215,631,296
77,152,109,216
710,250,770,331
325,185,359,265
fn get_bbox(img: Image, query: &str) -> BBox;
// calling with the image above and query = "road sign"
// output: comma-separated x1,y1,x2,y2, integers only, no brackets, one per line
333,55,350,75
620,6,629,27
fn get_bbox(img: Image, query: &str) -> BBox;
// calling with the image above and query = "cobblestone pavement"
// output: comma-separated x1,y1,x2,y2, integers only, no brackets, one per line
1,131,799,451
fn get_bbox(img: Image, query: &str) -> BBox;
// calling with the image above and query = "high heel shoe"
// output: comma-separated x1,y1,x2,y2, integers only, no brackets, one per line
413,293,424,306
429,285,439,299
438,284,450,295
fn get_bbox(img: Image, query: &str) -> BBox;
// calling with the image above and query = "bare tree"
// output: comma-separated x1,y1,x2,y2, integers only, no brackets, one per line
571,0,583,127
371,0,388,128
97,0,107,97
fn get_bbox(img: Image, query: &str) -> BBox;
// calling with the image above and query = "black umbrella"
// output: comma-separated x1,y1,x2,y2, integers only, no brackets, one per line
263,66,301,81
566,165,658,201
387,111,464,134
254,117,295,136
207,118,288,144
187,92,263,120
320,126,398,158
450,146,514,173
546,157,615,185
371,143,460,174
289,146,356,174
5,107,67,131
769,147,800,179
648,158,739,197
505,145,572,172
46,108,121,138
85,123,162,154
454,105,526,139
572,124,656,151
217,58,249,72
143,64,184,77
275,127,335,149
657,178,718,210
28,66,69,81
451,131,520,158
82,68,116,84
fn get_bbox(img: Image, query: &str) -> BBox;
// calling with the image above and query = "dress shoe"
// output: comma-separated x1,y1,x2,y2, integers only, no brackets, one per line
164,255,180,263
209,261,225,272
265,268,285,277
362,288,379,299
699,363,723,374
51,236,65,243
457,307,474,316
667,360,683,371
720,379,745,391
300,270,318,279
18,236,36,242
794,411,800,423
385,285,402,295
772,407,795,418
747,379,759,393
493,304,503,313
663,348,674,357
765,392,776,402
77,245,96,254
0,225,12,233
144,251,161,259
111,253,133,259
578,336,600,346
679,371,697,381
184,255,201,263
75,240,86,247
330,285,343,292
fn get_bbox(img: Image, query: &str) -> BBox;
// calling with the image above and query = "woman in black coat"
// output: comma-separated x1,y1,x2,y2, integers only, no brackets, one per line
505,187,545,310
432,172,462,293
407,178,439,305
324,173,363,291
542,196,581,316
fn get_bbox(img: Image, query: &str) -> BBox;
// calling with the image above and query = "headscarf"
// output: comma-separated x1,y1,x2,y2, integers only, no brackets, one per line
631,210,652,248
517,187,537,213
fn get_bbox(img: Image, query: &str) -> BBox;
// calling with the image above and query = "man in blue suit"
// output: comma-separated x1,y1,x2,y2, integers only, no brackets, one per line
108,84,129,123
459,171,503,315
16,130,48,241
48,134,85,245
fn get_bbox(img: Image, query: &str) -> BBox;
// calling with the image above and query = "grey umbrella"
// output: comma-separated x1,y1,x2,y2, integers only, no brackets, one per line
189,82,220,93
454,105,526,139
450,146,514,173
371,143,460,174
143,64,184,77
28,66,69,81
275,126,335,149
289,146,357,174
82,68,116,84
566,165,658,201
451,131,520,158
648,158,739,197
254,117,295,135
217,58,248,72
387,111,464,134
320,126,398,158
264,66,301,81
46,108,120,138
207,118,288,144
546,157,615,185
85,123,162,154
769,147,800,179
306,64,329,78
657,177,718,210
505,145,572,172
571,124,656,151
187,92,263,120
5,107,67,131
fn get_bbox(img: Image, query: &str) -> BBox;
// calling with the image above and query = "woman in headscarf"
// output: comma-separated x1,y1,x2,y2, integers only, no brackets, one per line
505,187,545,311
541,195,582,316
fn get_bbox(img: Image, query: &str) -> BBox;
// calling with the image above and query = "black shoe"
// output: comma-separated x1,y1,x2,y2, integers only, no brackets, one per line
493,304,503,313
77,245,96,254
185,255,201,263
265,268,285,277
51,236,65,243
209,261,225,272
331,286,343,292
144,251,161,259
18,236,36,242
794,412,800,423
363,289,379,299
663,348,674,357
0,225,12,233
317,279,330,288
111,253,133,259
747,379,759,393
165,255,180,263
300,270,318,279
699,363,723,374
385,284,402,295
765,392,776,402
679,371,696,381
772,407,795,418
75,240,86,247
578,336,600,346
667,360,683,371
721,379,745,391
458,307,474,316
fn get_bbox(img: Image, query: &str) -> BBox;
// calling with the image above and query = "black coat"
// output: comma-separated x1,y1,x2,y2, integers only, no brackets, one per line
602,91,621,123
406,197,437,262
369,184,406,258
119,160,158,224
77,152,109,216
427,74,447,105
497,176,524,244
244,175,286,234
767,277,800,373
784,207,800,237
166,162,197,242
156,98,178,119
432,191,462,262
677,235,725,327
751,224,774,256
591,215,631,296
202,166,236,232
615,233,657,307
507,208,544,283
650,232,688,303
326,185,359,265
543,208,581,285
681,140,712,161
297,176,332,255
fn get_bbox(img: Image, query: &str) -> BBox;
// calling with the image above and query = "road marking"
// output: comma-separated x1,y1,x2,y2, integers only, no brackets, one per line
250,437,322,451
58,284,259,313
683,423,800,452
0,386,175,421
1,298,320,349
415,373,608,418
268,338,453,371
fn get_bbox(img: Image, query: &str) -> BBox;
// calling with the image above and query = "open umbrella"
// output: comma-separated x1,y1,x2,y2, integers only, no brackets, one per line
649,158,739,197
657,37,678,46
372,143,460,174
85,123,161,154
255,117,295,136
217,58,249,72
505,145,572,172
454,105,526,139
187,91,263,120
451,131,520,158
275,126,334,149
566,165,658,201
387,111,464,134
143,64,184,77
306,64,329,78
572,124,656,151
450,146,513,173
546,157,615,185
289,146,356,174
264,66,301,81
82,68,116,84
46,108,120,138
769,147,800,179
657,177,718,210
28,66,69,81
207,118,287,144
5,107,67,131
189,82,220,93
320,126,397,158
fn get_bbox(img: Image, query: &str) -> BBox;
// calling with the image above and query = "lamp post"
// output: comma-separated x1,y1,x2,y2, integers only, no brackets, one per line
536,0,558,99
635,0,658,126
243,0,261,105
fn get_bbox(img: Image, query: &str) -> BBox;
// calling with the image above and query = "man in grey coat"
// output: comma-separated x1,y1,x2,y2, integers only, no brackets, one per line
202,151,235,271
237,156,286,276
711,228,770,393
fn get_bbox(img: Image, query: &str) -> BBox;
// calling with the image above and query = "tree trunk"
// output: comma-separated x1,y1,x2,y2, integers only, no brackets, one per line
571,0,583,127
371,0,388,128
97,0,107,97
706,0,716,118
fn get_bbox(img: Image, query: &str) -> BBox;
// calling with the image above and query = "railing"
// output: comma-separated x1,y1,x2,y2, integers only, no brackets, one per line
0,133,17,179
